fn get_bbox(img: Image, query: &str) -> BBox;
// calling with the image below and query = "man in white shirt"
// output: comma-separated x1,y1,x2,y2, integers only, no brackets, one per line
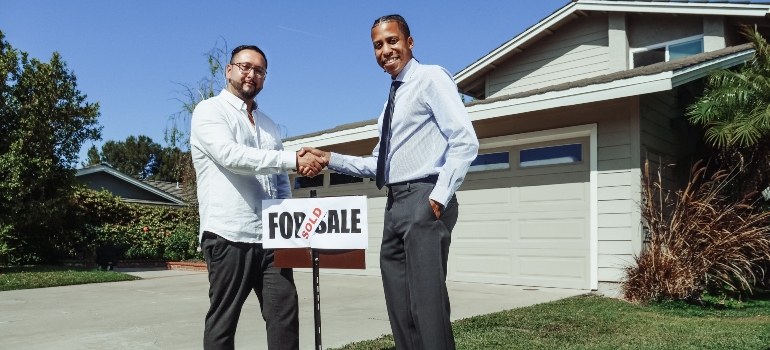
191,44,325,350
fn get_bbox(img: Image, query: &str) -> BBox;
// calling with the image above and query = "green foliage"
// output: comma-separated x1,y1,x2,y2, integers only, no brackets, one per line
58,186,201,262
0,31,101,265
0,265,137,291
687,25,770,149
82,145,101,168
100,135,162,180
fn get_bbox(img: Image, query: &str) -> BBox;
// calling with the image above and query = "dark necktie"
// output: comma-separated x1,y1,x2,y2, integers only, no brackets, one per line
376,80,403,190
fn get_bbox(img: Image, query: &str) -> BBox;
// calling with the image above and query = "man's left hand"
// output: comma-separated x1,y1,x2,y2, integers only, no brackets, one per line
429,199,442,219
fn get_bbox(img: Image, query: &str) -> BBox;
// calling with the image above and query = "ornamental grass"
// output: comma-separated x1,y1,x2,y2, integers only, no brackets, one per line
623,160,770,302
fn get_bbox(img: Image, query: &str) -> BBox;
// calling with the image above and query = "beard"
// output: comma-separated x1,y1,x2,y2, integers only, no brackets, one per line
230,80,260,101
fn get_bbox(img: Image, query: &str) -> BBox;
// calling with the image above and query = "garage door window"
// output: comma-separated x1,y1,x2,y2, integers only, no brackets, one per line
294,175,324,189
468,151,510,173
330,172,364,185
520,143,582,168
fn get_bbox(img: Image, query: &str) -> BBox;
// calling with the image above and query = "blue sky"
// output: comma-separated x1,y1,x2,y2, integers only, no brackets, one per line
2,0,569,165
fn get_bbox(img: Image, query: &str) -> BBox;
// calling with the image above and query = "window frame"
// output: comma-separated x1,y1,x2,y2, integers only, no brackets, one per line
629,34,704,68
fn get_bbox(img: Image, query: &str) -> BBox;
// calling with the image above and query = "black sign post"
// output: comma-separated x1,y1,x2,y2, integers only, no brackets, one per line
310,190,322,350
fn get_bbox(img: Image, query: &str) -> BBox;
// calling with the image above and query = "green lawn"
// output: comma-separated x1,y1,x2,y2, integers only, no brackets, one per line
0,265,138,291
333,294,770,350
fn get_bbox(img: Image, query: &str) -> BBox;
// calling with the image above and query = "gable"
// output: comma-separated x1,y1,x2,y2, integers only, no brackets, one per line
487,13,609,99
456,1,770,100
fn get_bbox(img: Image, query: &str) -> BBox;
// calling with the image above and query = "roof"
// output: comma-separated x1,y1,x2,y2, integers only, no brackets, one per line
466,43,754,107
454,0,770,97
282,43,754,150
76,164,187,206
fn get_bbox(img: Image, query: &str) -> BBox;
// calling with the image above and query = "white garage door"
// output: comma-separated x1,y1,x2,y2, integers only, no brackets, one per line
449,137,591,289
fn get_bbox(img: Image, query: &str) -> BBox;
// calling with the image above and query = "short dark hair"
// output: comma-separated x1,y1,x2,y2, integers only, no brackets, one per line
230,45,267,68
372,14,410,38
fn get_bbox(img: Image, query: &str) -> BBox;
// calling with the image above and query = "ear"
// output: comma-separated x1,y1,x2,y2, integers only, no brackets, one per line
407,36,414,50
225,63,233,81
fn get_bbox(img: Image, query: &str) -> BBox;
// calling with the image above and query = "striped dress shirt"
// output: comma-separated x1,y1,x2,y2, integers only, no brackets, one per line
328,59,479,206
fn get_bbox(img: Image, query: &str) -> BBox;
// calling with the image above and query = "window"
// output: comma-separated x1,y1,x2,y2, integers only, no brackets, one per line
519,143,582,168
294,174,324,189
631,36,703,68
468,152,509,173
330,172,364,185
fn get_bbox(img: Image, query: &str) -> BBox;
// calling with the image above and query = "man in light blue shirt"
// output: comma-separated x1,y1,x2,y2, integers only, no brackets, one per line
302,14,478,350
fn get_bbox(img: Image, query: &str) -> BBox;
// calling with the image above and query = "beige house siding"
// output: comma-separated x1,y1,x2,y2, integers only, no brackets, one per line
627,13,703,49
486,13,610,99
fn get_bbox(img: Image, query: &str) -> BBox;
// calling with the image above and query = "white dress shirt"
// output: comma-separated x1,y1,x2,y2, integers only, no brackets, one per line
328,59,479,206
191,89,296,243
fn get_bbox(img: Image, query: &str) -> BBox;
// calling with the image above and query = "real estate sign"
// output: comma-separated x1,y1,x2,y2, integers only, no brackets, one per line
262,196,368,249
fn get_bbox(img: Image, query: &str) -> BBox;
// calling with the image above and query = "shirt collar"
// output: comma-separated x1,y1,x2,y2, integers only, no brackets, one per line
394,58,418,82
220,88,255,112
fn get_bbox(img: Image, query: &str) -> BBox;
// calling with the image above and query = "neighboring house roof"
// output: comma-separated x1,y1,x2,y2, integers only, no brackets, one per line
76,164,187,207
281,43,754,150
454,0,770,97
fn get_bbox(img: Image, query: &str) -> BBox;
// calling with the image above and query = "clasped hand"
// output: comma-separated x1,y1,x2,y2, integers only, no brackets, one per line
295,147,331,178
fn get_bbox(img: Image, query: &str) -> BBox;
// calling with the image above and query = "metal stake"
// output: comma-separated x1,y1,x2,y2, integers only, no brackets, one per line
310,190,322,350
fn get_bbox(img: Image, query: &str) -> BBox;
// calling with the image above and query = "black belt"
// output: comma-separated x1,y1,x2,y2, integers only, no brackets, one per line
387,174,438,188
202,231,219,240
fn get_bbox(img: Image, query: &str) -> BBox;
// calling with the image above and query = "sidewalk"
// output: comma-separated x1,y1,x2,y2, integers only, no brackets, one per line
0,269,583,350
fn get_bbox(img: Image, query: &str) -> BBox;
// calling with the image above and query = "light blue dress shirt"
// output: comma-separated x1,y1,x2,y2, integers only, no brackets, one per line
328,59,479,206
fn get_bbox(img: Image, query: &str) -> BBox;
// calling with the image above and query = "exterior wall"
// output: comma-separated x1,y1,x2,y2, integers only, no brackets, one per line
627,13,702,49
486,13,609,99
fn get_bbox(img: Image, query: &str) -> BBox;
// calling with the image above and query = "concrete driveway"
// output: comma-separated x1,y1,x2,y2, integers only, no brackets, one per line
0,269,584,349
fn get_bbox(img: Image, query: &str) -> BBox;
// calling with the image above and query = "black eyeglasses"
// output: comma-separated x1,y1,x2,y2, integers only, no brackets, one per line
231,62,267,78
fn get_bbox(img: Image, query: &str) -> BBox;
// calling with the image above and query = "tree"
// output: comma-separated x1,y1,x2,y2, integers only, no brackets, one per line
687,25,770,149
82,145,101,167
100,135,162,180
686,26,770,198
165,39,229,203
0,31,102,264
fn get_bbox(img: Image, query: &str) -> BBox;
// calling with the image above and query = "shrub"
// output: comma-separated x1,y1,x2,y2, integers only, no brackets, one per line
59,186,200,262
163,223,202,261
623,160,770,302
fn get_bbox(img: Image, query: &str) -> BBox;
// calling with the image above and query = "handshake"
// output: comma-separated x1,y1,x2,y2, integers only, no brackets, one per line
295,147,331,178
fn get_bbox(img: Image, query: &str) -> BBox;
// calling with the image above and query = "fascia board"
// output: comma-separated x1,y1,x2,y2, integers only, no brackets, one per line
576,1,770,17
466,72,674,122
454,2,578,85
283,123,379,151
672,49,754,87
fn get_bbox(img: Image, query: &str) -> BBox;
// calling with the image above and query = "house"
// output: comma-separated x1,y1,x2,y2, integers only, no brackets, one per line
281,0,770,295
76,164,188,207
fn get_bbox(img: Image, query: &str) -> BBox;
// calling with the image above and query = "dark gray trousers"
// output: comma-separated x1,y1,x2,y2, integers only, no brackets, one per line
201,232,299,350
381,182,458,350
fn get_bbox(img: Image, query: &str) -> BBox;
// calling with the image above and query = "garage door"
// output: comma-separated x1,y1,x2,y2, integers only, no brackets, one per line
450,137,591,289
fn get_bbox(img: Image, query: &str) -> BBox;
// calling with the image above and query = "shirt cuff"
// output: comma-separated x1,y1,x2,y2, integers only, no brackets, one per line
328,152,345,172
282,150,297,171
429,185,451,207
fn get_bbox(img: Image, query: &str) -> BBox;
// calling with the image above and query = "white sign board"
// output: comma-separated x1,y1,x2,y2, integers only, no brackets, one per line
262,196,368,249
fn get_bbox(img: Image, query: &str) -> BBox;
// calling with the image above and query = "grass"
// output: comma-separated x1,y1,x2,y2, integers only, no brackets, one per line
0,265,138,291
332,294,770,350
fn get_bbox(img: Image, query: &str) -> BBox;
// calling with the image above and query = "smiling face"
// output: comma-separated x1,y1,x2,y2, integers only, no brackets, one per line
225,49,266,102
371,21,414,78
